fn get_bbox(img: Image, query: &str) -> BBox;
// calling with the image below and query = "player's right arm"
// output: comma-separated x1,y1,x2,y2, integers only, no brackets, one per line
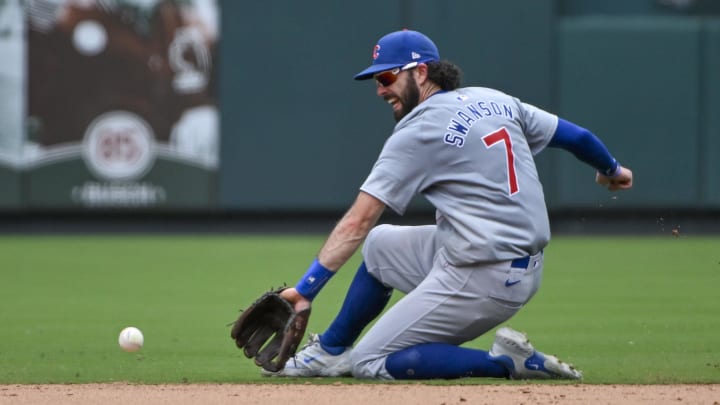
548,118,633,191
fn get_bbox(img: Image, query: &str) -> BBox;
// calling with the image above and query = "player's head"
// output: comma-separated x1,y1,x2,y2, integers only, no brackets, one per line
354,30,440,81
355,30,462,121
354,30,461,89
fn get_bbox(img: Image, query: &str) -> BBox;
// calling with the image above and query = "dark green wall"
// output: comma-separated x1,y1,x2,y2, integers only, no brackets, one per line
702,20,720,206
557,0,720,16
218,0,555,212
219,0,399,210
0,167,21,208
553,16,719,209
218,1,719,213
554,17,702,208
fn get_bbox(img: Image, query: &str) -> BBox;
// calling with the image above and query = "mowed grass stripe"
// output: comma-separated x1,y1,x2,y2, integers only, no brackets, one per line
0,235,717,384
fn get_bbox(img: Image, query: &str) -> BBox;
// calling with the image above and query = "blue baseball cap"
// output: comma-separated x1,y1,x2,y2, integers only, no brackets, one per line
354,30,440,80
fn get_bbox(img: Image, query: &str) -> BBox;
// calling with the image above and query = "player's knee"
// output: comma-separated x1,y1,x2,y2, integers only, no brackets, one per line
362,224,394,274
363,224,392,252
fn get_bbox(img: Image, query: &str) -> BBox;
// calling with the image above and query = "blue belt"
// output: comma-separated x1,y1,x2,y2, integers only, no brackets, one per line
511,256,530,269
511,250,543,269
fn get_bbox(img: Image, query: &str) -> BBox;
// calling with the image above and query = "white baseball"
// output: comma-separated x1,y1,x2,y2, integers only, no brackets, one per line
118,327,144,352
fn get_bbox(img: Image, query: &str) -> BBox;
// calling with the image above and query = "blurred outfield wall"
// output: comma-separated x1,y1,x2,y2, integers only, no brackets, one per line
1,0,719,215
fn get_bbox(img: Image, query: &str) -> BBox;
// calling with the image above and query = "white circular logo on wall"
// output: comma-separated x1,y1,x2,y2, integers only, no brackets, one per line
72,20,108,56
82,111,156,181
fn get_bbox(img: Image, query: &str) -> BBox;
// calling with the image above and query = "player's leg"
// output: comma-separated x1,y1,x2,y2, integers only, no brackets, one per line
317,261,392,354
384,343,508,379
350,251,545,379
265,224,436,377
318,224,437,351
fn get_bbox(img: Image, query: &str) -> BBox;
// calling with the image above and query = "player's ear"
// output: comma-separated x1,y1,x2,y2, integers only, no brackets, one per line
414,63,430,84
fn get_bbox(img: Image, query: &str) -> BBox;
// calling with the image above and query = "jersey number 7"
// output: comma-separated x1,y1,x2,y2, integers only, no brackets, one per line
482,127,519,196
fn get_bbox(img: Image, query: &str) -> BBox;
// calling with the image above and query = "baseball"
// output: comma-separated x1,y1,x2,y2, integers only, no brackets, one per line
118,326,144,352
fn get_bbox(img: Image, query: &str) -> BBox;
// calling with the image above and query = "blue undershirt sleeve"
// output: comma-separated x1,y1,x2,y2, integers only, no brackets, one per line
549,118,620,177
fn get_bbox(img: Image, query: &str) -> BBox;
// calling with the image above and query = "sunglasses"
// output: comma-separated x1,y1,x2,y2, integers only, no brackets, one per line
373,62,419,87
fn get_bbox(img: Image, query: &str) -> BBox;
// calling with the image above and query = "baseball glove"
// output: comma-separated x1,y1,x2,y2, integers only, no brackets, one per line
230,287,311,372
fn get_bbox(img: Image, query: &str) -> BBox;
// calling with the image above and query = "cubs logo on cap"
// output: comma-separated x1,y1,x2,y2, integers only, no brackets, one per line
372,44,381,60
354,30,440,80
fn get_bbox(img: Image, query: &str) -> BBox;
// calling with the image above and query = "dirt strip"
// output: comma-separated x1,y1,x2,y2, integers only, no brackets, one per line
1,383,719,405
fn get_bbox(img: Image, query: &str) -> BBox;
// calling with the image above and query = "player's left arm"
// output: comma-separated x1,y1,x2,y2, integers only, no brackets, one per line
549,118,633,191
318,191,386,269
279,192,386,310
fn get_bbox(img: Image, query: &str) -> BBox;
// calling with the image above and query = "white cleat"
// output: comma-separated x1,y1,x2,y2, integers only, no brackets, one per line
261,333,352,377
489,327,583,380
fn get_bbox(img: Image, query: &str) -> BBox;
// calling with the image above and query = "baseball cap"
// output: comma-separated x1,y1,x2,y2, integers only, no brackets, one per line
354,30,440,80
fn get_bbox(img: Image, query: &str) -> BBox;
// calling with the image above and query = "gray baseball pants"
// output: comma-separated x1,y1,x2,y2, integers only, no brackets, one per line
350,224,544,379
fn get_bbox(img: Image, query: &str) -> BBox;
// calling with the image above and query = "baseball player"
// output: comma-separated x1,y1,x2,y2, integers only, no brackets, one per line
266,29,633,380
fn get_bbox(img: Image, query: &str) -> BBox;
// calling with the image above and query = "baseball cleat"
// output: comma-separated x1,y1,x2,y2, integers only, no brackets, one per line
489,327,583,380
261,333,352,377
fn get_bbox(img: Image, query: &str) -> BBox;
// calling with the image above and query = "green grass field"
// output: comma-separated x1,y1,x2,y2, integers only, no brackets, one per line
1,234,718,385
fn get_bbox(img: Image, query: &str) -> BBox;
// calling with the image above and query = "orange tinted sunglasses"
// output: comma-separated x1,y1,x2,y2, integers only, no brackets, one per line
373,62,419,87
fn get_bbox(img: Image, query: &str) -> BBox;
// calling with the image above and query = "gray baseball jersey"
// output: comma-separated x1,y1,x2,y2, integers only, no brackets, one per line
360,87,558,265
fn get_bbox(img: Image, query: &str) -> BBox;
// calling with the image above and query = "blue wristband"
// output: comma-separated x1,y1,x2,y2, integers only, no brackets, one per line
605,161,621,177
295,259,335,301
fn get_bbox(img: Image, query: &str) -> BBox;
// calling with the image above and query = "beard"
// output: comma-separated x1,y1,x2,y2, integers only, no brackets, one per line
394,74,420,122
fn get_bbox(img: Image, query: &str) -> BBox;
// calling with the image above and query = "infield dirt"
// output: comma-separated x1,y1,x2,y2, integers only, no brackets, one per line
1,383,718,404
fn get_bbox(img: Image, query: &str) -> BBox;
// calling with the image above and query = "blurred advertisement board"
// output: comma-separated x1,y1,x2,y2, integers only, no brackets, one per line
0,0,219,209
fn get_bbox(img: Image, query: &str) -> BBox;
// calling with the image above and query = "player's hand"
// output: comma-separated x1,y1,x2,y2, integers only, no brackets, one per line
596,166,633,191
279,287,312,313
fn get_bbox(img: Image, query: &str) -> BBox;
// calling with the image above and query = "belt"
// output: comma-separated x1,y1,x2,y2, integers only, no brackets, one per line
511,256,530,269
510,250,543,269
